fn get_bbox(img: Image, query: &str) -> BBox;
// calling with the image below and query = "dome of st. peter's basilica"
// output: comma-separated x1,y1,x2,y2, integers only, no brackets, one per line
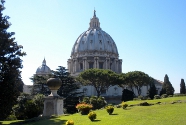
68,10,122,76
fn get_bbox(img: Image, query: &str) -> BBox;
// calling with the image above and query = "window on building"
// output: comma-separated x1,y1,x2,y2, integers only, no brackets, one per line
80,63,83,70
89,62,94,69
101,89,106,94
99,62,103,69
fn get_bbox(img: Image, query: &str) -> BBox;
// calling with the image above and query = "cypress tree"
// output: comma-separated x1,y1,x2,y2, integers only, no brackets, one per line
0,0,26,120
160,74,174,95
180,79,185,94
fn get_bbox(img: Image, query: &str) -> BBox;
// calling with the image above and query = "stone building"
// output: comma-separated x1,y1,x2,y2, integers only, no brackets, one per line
23,58,51,94
67,10,162,99
68,10,122,77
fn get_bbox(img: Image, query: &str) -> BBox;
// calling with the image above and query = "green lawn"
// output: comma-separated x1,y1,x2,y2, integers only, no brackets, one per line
1,96,186,125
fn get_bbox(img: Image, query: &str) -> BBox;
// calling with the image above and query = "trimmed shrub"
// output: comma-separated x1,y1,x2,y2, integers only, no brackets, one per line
168,95,173,97
121,102,128,109
66,120,74,125
105,106,114,115
88,111,97,121
161,94,168,98
139,102,150,106
154,95,160,99
82,96,107,110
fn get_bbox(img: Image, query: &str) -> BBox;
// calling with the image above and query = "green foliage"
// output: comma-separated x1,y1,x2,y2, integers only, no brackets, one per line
139,102,150,106
66,120,74,125
77,69,119,97
161,94,168,98
13,94,44,119
121,102,128,109
105,105,114,114
5,115,17,121
120,71,151,96
180,79,185,94
147,78,157,99
88,111,97,121
154,95,161,99
53,66,83,113
82,96,107,110
82,97,90,104
30,75,51,96
0,1,26,120
2,96,186,125
160,74,174,95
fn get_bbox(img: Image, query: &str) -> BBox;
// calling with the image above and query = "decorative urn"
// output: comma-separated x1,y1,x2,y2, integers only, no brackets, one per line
47,78,62,96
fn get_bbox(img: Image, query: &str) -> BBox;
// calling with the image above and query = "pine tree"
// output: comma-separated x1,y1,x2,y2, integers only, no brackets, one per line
0,0,26,120
180,79,185,94
160,74,174,95
53,66,83,113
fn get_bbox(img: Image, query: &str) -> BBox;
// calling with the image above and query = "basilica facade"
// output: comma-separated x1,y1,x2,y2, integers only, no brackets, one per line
24,11,162,100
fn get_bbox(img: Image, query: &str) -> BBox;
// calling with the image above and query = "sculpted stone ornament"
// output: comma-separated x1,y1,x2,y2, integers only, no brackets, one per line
43,78,64,116
47,78,62,96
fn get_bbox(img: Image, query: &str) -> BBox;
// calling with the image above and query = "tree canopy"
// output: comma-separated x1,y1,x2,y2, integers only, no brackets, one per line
76,69,119,97
54,66,82,113
119,71,151,96
0,0,26,120
160,74,174,95
180,79,185,94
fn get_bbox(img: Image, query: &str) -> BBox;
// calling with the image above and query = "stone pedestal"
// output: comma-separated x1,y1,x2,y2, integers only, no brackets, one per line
43,78,64,116
43,96,64,116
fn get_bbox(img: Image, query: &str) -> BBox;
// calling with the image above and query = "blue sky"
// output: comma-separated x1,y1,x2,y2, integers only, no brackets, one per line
3,0,186,93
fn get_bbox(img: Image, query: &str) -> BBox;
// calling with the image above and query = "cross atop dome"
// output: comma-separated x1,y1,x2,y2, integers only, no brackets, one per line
93,9,96,17
42,58,46,66
89,10,101,30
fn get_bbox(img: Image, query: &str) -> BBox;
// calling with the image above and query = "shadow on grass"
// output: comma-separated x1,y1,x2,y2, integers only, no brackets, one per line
110,113,118,115
92,119,101,122
6,117,67,125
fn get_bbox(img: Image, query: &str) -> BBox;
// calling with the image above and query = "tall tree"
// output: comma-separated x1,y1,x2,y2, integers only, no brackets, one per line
76,69,119,97
147,78,157,99
160,74,174,95
180,79,185,94
0,0,26,120
53,66,82,113
30,75,51,96
120,71,151,96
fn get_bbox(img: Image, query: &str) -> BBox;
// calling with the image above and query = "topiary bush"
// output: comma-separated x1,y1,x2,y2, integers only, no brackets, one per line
154,95,161,99
139,102,150,106
88,111,97,121
105,105,114,115
161,94,168,98
66,120,74,125
82,96,107,110
121,102,128,109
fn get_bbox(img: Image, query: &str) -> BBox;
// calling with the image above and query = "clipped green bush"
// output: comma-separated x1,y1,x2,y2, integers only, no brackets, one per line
121,102,128,109
82,96,107,110
154,95,161,99
105,105,114,115
66,120,74,125
139,102,150,106
161,94,168,98
88,111,97,121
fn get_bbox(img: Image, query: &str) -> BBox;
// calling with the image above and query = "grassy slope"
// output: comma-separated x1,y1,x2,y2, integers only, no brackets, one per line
1,96,186,125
